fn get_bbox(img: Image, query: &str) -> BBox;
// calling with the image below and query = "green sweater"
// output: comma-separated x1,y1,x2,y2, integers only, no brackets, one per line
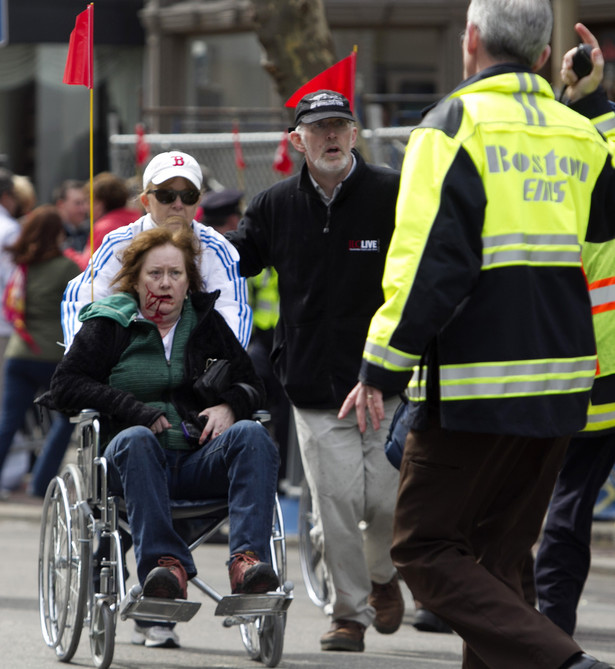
5,255,80,362
81,293,198,450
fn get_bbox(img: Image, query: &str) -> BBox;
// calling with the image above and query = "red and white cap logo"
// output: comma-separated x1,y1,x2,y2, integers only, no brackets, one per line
142,150,202,190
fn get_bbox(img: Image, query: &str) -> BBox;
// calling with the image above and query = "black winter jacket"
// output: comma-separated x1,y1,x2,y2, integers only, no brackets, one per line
48,292,264,441
227,150,400,409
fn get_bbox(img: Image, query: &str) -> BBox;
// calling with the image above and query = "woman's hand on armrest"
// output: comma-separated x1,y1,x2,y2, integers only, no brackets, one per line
198,403,235,444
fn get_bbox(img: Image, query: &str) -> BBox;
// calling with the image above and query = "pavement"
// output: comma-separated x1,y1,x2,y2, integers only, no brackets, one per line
4,442,615,669
2,441,615,576
2,478,615,575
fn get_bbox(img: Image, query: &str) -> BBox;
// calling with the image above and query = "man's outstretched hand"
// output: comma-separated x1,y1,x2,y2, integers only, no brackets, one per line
338,381,385,433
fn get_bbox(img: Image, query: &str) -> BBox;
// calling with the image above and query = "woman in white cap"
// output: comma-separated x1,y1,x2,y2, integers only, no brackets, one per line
61,150,251,352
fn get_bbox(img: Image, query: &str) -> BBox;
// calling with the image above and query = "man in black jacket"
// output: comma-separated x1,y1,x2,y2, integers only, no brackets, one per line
227,90,403,652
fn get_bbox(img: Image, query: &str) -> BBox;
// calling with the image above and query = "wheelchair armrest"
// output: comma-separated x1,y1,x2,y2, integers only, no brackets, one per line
252,409,270,423
70,408,101,424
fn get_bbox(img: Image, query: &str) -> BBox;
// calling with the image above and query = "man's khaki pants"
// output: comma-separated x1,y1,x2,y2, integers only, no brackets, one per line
293,397,400,628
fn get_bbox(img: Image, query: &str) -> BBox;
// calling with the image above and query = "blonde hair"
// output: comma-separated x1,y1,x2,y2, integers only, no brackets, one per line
13,175,37,217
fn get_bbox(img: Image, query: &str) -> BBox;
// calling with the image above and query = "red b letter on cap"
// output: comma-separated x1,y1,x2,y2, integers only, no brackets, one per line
173,156,184,166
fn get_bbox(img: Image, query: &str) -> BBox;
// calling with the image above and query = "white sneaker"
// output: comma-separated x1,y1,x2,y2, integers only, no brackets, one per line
131,623,180,648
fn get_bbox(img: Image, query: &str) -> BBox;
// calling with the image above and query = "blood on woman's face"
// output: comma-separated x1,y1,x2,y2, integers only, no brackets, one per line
135,243,189,326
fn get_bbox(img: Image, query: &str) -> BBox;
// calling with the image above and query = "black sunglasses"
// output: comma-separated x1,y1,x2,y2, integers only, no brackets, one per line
147,188,200,205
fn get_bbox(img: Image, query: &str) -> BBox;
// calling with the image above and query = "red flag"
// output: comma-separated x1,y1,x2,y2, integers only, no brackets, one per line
232,122,246,170
272,132,294,175
135,123,150,167
285,51,356,112
63,4,94,88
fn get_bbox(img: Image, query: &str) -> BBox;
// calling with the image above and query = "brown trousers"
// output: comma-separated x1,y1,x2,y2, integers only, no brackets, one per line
391,418,582,669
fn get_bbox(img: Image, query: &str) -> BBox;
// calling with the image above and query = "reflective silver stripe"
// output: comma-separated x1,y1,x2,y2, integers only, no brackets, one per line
440,375,594,399
483,249,580,265
255,298,277,311
439,357,596,399
589,283,615,308
407,373,426,402
586,407,615,425
408,391,426,402
483,233,578,246
525,74,547,125
596,116,615,134
441,358,597,381
482,233,580,267
364,341,419,370
514,74,546,126
514,74,533,124
514,93,534,125
528,96,547,127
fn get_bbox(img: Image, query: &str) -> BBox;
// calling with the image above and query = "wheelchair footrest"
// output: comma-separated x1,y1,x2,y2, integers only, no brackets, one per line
215,592,291,617
120,590,201,623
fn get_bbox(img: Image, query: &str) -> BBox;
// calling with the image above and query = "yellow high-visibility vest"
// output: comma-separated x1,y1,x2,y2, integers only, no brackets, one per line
361,71,615,436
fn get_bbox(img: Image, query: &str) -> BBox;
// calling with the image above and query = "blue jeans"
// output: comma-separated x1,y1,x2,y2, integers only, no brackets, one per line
104,420,279,584
0,358,74,489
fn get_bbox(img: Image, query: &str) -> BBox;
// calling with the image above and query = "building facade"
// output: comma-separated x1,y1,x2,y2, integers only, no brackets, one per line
0,1,614,200
139,0,615,133
0,0,144,202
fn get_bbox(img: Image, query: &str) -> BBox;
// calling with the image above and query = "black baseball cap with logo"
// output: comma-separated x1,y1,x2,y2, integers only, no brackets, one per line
292,90,356,129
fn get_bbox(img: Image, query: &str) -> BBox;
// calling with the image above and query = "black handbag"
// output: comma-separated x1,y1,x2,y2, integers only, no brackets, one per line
193,358,231,400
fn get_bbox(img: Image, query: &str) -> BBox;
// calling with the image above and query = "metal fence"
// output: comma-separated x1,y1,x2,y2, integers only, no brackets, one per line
109,126,414,203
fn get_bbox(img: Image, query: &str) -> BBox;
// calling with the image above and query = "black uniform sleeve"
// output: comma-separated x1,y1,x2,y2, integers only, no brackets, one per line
226,190,272,277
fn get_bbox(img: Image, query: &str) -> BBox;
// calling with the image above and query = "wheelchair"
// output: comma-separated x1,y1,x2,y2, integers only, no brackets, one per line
298,478,374,612
38,409,293,669
298,478,329,610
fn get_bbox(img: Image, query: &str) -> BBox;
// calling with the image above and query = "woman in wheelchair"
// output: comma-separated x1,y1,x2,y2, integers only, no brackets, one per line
47,225,280,645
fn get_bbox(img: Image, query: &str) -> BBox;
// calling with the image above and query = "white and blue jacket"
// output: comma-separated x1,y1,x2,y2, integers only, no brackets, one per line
61,213,251,350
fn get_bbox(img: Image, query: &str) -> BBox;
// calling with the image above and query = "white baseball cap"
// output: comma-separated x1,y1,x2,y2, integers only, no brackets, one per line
142,151,203,190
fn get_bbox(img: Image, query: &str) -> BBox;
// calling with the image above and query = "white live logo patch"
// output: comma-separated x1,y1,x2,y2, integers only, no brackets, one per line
348,239,380,252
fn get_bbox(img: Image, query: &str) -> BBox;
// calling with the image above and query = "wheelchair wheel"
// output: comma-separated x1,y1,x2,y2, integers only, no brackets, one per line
90,600,115,669
298,479,329,608
239,613,285,668
38,464,89,662
239,495,287,666
239,617,261,661
270,494,287,583
259,613,285,667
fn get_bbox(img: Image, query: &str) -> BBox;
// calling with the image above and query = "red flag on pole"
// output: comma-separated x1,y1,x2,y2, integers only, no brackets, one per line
135,123,150,167
63,4,94,89
232,121,246,170
285,51,356,112
272,132,294,175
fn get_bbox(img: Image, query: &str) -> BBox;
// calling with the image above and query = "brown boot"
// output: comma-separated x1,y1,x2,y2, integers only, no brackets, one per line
142,556,188,599
228,551,279,594
320,619,365,652
368,574,404,634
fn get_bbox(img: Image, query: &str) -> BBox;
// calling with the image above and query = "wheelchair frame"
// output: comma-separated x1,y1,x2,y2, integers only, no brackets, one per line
298,478,329,610
38,409,293,669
